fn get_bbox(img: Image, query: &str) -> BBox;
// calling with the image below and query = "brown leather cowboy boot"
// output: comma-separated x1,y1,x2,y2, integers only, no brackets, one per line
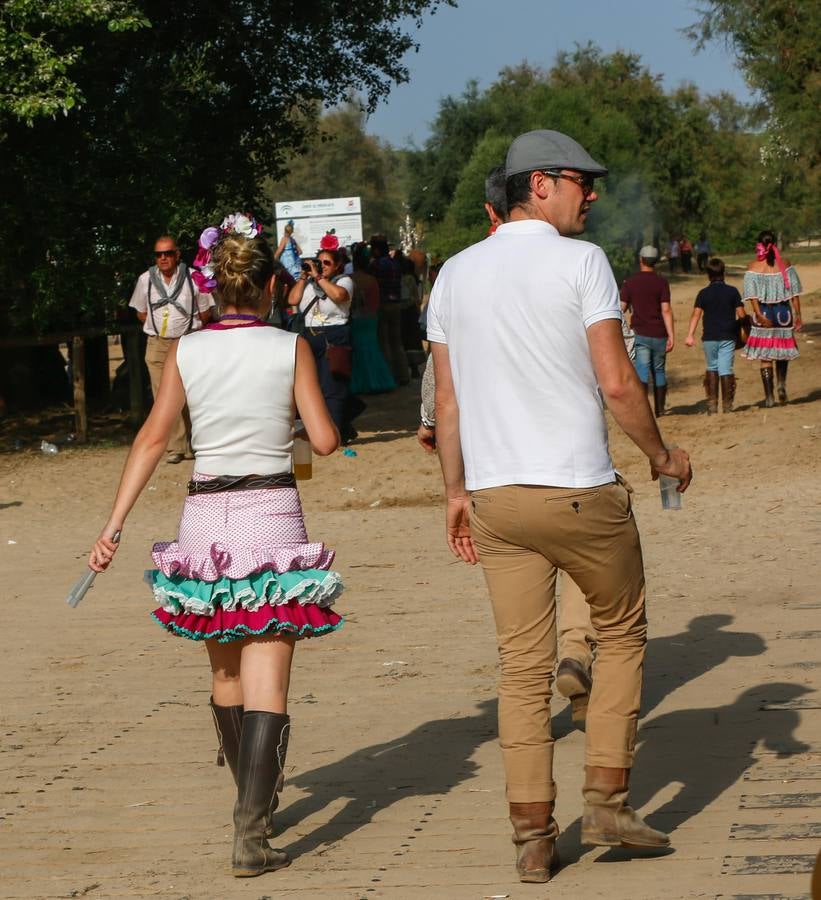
703,371,719,414
719,374,736,412
555,658,592,730
509,801,560,883
582,766,669,848
653,385,667,417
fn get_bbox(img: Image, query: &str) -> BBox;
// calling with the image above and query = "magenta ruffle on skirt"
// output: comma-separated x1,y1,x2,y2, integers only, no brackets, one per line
742,326,799,361
148,483,343,643
151,601,343,643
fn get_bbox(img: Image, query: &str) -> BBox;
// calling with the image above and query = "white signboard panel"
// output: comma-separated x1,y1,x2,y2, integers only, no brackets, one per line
274,196,363,255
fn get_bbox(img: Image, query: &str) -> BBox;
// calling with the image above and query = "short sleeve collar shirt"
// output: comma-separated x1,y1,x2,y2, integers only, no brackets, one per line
129,267,214,338
426,219,619,490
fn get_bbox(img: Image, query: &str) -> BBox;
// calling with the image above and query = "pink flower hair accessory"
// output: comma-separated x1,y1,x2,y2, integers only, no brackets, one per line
192,212,264,293
755,240,790,288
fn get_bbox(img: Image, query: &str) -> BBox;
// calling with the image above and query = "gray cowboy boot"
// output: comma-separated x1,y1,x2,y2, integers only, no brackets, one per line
775,360,789,404
231,711,291,877
211,699,287,839
210,697,243,780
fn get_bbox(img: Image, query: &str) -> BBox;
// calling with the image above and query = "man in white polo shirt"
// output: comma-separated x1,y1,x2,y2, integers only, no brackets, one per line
130,235,214,463
427,130,692,883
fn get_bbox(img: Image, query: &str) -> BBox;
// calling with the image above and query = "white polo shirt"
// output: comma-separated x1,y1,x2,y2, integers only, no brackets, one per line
426,219,621,490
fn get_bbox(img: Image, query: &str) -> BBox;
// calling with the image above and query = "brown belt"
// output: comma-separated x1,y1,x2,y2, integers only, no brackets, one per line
187,473,296,495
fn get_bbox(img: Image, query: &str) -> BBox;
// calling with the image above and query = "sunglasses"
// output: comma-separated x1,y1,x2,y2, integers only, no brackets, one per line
154,249,177,258
543,170,597,198
319,259,335,267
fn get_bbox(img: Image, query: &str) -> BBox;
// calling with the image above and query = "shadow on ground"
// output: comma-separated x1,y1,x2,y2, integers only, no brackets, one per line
283,614,779,870
280,698,497,859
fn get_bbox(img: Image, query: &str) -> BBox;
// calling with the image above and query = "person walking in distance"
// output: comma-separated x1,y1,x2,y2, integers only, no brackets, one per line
741,229,803,406
129,235,215,463
427,130,692,883
684,258,747,413
621,246,675,416
419,163,596,727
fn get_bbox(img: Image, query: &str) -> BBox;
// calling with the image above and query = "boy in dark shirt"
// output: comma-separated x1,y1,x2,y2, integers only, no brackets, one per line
685,257,746,413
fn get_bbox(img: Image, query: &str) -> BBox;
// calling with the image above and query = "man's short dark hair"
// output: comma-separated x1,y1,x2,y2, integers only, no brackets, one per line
505,171,534,212
706,257,725,282
485,165,508,220
640,255,657,268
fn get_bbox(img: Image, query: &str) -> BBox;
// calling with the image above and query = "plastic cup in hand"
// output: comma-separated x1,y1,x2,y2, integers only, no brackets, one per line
292,420,312,481
659,474,682,510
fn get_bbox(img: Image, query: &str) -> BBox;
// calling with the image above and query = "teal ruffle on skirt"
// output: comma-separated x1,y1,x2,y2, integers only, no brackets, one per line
145,568,344,617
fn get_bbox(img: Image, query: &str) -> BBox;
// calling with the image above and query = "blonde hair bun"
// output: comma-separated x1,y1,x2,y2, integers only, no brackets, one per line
212,234,274,311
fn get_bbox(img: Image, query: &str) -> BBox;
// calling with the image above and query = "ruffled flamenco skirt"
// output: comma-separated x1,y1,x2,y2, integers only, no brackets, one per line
742,326,799,361
147,482,343,643
743,303,799,361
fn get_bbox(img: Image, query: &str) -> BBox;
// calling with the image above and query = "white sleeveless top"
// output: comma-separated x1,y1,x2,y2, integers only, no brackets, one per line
176,326,298,476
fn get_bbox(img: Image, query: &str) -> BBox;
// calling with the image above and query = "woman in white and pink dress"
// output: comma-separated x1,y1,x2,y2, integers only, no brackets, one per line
89,214,342,878
742,229,803,406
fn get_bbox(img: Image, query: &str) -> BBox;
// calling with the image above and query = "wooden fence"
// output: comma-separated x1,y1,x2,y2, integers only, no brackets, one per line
0,326,145,442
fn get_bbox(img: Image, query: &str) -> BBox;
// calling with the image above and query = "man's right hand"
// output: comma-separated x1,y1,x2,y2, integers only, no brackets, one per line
651,447,692,492
446,496,478,564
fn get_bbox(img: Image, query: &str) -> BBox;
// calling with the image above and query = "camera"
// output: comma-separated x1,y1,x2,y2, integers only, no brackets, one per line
301,258,319,273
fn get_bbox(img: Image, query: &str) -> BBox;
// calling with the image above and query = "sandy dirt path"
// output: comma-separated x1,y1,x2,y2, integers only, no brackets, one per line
1,265,819,899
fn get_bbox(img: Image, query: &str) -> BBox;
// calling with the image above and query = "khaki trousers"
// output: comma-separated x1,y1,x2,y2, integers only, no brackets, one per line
470,481,647,802
557,573,595,670
145,336,190,457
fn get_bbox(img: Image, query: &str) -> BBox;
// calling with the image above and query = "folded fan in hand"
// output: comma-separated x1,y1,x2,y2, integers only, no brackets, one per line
66,531,121,608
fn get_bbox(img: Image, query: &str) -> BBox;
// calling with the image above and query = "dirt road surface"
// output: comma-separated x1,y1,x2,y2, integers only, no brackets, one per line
1,265,819,899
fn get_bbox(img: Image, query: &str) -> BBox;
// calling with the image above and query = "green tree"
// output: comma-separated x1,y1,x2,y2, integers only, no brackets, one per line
687,1,821,237
0,0,455,335
407,44,808,266
687,0,821,164
263,100,407,242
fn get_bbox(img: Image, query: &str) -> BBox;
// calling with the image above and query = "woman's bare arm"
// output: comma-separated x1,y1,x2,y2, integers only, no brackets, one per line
89,343,187,570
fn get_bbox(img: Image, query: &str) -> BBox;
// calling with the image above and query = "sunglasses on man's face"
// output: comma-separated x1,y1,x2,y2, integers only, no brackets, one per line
543,170,597,198
154,249,177,258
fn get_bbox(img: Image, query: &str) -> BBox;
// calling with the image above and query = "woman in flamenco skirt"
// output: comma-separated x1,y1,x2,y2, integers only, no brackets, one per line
742,230,803,406
89,214,343,878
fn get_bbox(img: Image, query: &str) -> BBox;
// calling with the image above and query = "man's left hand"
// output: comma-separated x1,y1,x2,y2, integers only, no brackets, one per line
417,423,436,453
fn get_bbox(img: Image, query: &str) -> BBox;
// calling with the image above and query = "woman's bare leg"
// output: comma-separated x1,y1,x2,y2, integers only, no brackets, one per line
240,635,297,713
206,639,243,706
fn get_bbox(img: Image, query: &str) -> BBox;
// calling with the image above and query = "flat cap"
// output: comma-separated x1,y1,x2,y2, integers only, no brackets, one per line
640,245,659,259
506,130,608,178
